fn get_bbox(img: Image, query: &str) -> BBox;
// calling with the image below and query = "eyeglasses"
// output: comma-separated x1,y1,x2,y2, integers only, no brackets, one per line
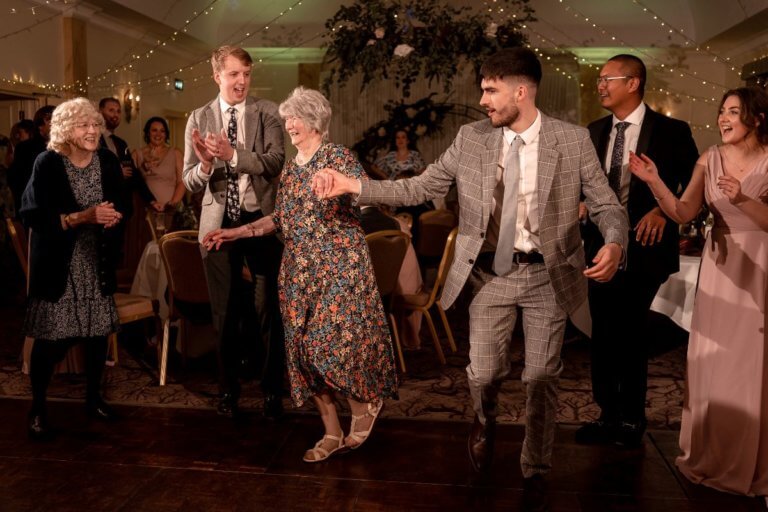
74,122,103,130
595,76,634,86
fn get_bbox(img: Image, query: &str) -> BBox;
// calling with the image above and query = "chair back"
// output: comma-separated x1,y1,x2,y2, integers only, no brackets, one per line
425,227,458,305
157,230,209,318
415,209,457,259
365,230,410,299
5,217,28,280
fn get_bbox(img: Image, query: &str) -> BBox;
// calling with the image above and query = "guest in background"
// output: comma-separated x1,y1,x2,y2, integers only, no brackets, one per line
98,97,155,274
132,117,186,229
20,98,125,440
371,129,426,180
372,129,433,241
8,105,55,215
629,86,768,499
577,54,698,447
3,119,35,168
360,205,399,233
183,45,286,421
203,87,398,463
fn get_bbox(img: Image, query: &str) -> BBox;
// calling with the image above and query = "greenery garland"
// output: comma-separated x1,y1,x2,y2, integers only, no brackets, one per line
322,0,535,98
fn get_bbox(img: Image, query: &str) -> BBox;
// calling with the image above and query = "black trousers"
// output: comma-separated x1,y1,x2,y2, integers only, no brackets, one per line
201,210,285,398
587,269,665,424
29,336,108,415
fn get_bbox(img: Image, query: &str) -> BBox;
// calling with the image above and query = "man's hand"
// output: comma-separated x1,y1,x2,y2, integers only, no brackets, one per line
120,164,133,179
203,129,235,163
583,242,622,282
191,129,215,173
634,208,666,246
312,168,361,199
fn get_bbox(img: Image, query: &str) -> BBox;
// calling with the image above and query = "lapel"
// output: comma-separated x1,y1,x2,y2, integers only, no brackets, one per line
630,104,657,196
536,115,559,213
207,96,224,136
243,96,258,151
593,116,612,167
480,126,503,225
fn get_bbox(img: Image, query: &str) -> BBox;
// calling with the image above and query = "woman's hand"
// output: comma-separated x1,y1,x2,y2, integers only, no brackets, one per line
79,202,122,228
717,175,748,205
312,168,360,198
202,226,249,251
628,151,660,184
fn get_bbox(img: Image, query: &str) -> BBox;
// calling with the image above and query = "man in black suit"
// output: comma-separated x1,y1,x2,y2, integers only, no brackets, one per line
98,98,155,212
8,105,54,215
577,54,698,447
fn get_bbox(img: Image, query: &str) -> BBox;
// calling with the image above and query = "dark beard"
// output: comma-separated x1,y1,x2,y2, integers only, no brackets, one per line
490,107,519,128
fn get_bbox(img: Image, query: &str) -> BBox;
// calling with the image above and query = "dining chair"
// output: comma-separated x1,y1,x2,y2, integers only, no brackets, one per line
414,209,457,283
156,230,210,385
365,229,410,373
394,227,458,365
109,292,156,366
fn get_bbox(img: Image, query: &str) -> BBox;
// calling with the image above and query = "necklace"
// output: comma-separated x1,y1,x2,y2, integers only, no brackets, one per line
723,144,766,175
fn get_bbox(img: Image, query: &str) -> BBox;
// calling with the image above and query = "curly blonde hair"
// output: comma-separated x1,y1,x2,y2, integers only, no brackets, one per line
48,97,103,154
278,87,332,138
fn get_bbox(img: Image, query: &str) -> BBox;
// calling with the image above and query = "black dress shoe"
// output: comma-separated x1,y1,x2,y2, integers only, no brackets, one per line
522,474,551,512
86,400,119,421
615,420,646,448
467,415,495,472
216,393,239,418
28,414,53,441
574,418,618,445
263,394,283,420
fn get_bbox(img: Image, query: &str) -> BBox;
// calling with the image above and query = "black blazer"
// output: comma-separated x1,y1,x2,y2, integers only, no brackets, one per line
20,148,126,301
98,133,155,212
583,106,698,281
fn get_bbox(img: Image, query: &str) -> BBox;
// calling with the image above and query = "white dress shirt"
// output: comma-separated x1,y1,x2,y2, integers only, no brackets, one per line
604,102,645,207
483,110,542,254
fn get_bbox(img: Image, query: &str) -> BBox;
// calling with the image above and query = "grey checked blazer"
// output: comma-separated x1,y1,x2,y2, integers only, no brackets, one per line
360,114,629,314
183,95,285,242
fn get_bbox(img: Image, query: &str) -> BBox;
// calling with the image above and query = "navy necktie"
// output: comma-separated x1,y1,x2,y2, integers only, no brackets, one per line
225,107,240,222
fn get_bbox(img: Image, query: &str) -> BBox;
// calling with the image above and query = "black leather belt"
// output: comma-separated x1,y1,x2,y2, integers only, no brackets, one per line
511,251,544,264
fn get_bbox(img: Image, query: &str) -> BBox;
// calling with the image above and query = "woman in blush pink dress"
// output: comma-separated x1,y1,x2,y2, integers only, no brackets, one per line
629,86,768,502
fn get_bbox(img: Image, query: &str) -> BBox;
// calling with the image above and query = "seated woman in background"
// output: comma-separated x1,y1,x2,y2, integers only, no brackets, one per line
629,86,768,502
202,87,398,463
371,129,426,181
20,97,125,440
132,116,186,227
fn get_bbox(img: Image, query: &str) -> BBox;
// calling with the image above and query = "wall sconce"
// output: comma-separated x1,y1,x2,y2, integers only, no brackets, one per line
123,89,140,123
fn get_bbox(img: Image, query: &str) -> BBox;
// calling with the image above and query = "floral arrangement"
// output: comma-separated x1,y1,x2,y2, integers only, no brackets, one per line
322,0,535,98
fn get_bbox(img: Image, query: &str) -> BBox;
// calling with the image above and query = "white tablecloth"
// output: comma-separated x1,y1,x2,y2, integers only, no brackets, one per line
650,255,701,332
130,241,168,320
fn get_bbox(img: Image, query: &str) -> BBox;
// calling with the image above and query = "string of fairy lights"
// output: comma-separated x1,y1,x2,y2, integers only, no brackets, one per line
1,0,765,112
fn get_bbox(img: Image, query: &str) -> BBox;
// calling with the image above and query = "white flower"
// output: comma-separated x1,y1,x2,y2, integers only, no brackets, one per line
415,124,427,136
374,27,385,39
393,44,415,58
485,22,498,38
378,127,387,137
366,39,376,46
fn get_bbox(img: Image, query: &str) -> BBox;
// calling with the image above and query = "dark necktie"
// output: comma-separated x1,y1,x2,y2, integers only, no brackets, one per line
225,106,240,222
493,135,524,276
608,122,630,196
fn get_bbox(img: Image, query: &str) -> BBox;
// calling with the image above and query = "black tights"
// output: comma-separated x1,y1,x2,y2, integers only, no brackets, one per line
29,336,108,416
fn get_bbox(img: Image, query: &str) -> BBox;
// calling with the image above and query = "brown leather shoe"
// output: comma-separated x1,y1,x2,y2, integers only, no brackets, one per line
467,415,495,472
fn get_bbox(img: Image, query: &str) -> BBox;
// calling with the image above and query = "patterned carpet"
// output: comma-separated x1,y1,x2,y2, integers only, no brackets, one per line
0,299,688,429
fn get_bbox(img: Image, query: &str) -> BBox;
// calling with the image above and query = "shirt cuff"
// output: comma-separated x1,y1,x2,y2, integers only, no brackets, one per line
195,163,213,181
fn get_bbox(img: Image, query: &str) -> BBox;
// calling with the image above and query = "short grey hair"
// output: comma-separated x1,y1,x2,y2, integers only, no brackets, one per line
48,97,103,154
278,86,332,138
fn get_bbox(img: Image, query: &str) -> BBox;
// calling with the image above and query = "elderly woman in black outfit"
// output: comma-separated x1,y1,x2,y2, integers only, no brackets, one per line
20,97,125,440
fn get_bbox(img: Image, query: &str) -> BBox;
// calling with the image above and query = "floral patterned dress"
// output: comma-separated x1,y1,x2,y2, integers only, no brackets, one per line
273,143,398,407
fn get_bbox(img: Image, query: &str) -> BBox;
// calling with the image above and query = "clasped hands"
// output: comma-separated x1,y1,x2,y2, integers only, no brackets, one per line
191,128,234,171
82,201,122,229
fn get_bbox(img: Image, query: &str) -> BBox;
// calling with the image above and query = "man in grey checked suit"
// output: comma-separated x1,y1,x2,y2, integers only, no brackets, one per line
314,48,628,504
183,45,286,419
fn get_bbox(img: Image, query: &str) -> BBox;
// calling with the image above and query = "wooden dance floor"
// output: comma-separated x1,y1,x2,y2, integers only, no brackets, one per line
0,398,764,511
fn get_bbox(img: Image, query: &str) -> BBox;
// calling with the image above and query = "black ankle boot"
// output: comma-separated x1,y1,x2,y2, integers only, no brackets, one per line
86,398,119,421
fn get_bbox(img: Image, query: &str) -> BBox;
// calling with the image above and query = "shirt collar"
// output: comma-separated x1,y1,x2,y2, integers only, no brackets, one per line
503,109,541,145
612,102,645,128
219,96,246,116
